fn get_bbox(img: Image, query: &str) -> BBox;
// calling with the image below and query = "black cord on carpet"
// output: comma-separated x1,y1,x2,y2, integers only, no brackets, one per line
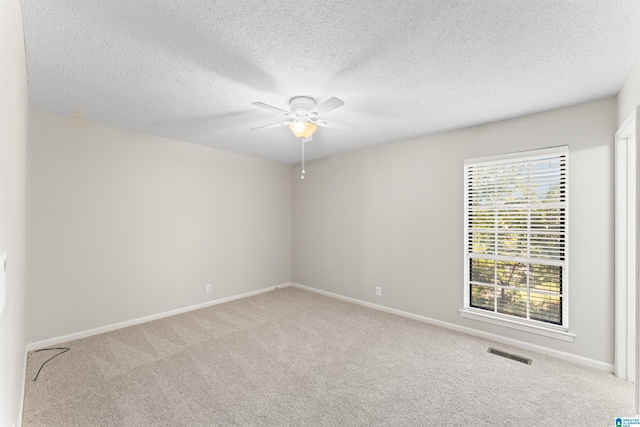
32,347,70,381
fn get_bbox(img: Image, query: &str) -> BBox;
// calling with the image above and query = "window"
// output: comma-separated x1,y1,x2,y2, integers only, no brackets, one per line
461,146,572,340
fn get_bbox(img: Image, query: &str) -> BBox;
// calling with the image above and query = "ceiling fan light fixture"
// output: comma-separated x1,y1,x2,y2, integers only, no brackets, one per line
289,121,317,138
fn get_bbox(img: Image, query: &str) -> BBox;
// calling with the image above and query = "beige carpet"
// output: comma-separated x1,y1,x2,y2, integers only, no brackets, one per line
22,286,633,426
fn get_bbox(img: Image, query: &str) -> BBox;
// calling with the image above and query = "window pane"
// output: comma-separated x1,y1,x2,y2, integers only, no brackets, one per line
530,293,562,325
497,209,527,230
496,288,527,318
530,234,565,260
470,259,494,284
469,209,493,229
470,232,494,254
496,261,526,287
495,165,528,205
471,284,494,311
531,208,565,231
497,232,527,257
530,264,562,293
528,158,566,204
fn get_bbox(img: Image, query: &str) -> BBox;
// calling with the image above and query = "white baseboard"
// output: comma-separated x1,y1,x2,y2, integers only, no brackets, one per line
26,283,292,351
25,281,613,373
291,283,614,373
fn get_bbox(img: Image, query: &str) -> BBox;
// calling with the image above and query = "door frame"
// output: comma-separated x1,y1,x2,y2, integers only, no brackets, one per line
615,107,639,413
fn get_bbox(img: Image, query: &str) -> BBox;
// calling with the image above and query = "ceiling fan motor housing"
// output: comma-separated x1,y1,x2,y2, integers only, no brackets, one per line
290,96,316,117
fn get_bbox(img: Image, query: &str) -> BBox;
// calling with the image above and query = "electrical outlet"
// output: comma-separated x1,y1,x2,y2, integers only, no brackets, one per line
205,283,212,293
375,286,381,296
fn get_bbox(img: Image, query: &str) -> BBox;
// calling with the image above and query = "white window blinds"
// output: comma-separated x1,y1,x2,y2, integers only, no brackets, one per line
464,146,568,328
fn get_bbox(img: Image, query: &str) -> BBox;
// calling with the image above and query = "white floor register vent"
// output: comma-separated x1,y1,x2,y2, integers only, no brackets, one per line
487,347,533,365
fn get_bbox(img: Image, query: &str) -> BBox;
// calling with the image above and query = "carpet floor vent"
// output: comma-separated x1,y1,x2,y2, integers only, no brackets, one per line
487,347,532,365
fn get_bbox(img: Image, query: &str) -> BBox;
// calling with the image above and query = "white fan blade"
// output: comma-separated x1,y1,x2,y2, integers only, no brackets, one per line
251,121,291,130
310,97,345,115
251,102,293,117
309,96,344,115
314,119,356,130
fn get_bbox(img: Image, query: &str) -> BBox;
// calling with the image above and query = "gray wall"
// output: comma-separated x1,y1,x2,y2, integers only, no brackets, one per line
27,111,292,343
0,0,29,425
292,97,617,365
618,53,640,125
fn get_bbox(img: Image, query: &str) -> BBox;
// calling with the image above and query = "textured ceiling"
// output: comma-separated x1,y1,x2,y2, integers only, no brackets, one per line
21,0,640,164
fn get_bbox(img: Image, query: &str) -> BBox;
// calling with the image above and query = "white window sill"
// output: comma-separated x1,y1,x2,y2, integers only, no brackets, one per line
459,308,576,342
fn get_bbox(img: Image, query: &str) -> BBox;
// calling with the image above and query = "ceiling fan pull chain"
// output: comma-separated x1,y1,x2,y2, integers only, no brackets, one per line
301,139,305,179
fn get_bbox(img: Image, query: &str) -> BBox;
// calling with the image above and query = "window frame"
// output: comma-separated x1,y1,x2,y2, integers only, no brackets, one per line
460,146,575,342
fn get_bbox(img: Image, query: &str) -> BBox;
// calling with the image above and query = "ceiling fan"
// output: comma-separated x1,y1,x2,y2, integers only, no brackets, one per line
251,96,354,143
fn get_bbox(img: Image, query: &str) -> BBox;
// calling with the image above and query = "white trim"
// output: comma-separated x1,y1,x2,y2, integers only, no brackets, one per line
614,134,627,376
618,109,639,141
459,308,575,342
290,283,611,372
615,120,637,381
615,106,640,414
26,283,292,351
17,348,27,427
